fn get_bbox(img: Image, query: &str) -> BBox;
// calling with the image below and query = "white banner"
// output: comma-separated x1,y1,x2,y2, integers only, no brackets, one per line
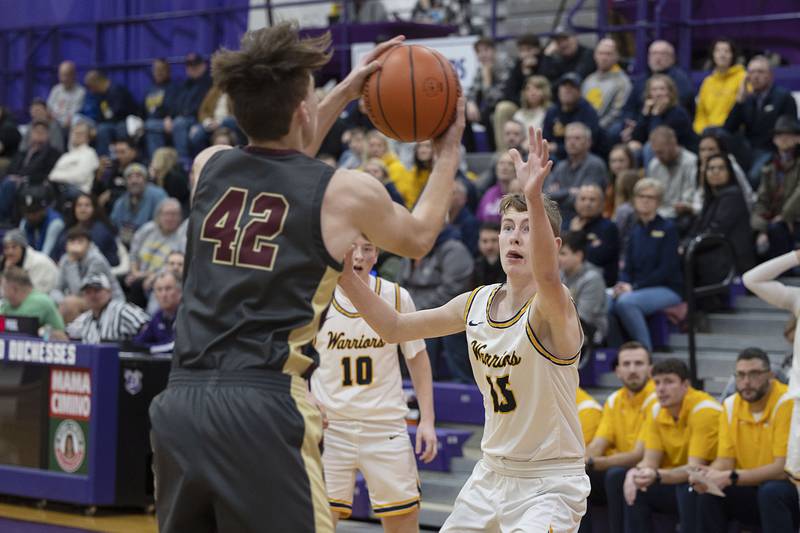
351,35,479,96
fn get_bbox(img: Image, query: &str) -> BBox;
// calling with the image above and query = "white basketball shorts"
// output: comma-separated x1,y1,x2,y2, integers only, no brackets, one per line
440,458,590,533
323,418,420,519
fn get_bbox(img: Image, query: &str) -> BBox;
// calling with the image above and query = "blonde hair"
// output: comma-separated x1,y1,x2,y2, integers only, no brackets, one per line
150,147,179,184
644,74,678,108
633,177,665,202
499,192,562,237
521,75,551,109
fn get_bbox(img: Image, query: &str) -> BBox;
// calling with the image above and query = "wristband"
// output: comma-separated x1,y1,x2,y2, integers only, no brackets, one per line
729,470,739,486
654,469,662,484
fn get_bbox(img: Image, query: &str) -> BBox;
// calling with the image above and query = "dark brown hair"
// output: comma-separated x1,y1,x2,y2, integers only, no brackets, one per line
212,22,332,141
498,192,562,237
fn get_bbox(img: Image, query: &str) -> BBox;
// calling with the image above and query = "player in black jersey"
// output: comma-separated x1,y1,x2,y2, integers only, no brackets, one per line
148,22,464,533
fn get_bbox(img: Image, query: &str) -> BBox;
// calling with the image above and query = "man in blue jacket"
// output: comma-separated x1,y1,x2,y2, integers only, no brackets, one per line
543,72,601,160
624,40,694,120
143,58,179,158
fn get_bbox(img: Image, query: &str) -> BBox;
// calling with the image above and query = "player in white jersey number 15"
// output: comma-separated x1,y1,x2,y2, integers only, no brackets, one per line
339,128,591,532
310,236,437,532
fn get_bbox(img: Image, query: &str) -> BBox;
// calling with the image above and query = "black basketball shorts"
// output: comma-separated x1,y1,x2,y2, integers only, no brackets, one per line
149,369,333,532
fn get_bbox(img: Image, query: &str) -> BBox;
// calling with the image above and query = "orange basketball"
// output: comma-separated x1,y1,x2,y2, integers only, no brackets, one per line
362,44,461,143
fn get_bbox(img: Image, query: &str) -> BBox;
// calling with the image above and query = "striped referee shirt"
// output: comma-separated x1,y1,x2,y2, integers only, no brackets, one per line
66,300,150,344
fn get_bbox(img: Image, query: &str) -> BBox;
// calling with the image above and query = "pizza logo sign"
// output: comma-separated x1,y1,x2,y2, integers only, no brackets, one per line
53,419,86,473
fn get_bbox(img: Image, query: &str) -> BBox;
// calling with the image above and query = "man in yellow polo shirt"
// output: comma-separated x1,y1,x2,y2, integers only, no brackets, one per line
690,348,799,532
581,341,656,533
623,358,721,533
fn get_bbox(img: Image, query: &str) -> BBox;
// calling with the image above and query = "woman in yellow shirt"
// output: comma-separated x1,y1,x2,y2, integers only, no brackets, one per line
693,39,746,134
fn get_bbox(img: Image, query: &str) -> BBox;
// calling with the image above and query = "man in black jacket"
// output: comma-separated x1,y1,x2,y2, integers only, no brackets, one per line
170,53,212,161
724,55,798,186
540,25,596,83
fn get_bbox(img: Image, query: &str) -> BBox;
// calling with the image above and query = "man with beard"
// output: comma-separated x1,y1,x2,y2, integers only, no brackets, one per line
689,348,799,532
581,341,656,532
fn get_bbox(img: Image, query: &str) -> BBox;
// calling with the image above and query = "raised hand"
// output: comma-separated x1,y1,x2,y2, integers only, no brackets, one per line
342,35,406,101
508,127,553,200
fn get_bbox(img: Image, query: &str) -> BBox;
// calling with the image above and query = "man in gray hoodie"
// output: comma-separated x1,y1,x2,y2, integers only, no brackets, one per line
559,231,608,344
52,226,123,323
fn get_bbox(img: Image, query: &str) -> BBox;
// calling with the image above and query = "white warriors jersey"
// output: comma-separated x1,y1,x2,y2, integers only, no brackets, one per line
464,283,585,464
311,276,426,421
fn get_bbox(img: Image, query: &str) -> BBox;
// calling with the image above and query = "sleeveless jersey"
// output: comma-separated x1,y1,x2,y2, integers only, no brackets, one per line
464,283,585,464
173,147,341,375
311,277,425,421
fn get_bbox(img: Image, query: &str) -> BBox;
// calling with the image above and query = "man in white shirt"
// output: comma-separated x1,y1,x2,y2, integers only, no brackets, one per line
46,61,86,131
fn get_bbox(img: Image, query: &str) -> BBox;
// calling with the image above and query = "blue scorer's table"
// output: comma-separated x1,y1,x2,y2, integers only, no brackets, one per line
0,335,170,508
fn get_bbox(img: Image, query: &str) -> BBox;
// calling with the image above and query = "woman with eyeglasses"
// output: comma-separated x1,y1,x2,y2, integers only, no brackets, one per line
608,178,683,351
743,251,800,509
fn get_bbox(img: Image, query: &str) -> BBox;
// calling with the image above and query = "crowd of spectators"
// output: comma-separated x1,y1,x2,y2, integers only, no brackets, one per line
0,30,797,362
0,55,217,348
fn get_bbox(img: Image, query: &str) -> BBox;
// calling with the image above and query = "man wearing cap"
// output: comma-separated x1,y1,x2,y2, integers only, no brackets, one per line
169,53,212,160
66,273,149,344
541,25,596,83
0,229,59,295
17,183,65,257
543,72,601,160
83,70,138,156
0,266,67,341
109,162,168,246
751,115,800,260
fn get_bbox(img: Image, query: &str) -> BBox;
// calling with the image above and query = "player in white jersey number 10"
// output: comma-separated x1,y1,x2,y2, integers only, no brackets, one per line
310,236,437,532
339,128,591,532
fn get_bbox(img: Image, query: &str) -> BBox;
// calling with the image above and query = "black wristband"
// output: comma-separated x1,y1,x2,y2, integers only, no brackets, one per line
729,469,739,486
587,457,595,471
654,469,662,484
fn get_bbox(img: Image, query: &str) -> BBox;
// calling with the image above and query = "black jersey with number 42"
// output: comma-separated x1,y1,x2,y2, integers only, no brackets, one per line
173,147,341,376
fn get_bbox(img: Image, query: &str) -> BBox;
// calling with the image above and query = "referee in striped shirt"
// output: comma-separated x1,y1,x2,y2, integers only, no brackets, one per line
66,273,149,344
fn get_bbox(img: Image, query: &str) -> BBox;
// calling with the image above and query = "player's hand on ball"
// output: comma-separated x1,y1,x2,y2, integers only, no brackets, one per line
343,35,405,101
415,419,438,463
509,127,553,200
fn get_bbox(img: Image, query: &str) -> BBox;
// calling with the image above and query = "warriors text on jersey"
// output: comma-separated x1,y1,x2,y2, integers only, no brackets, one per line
464,283,585,467
173,147,342,375
311,276,425,421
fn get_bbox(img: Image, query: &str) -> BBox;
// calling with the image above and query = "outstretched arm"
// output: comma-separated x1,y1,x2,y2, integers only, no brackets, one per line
337,251,467,344
304,36,405,157
742,251,800,315
511,127,581,357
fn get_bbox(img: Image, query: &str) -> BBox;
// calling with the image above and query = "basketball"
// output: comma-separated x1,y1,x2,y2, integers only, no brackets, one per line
362,44,461,143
